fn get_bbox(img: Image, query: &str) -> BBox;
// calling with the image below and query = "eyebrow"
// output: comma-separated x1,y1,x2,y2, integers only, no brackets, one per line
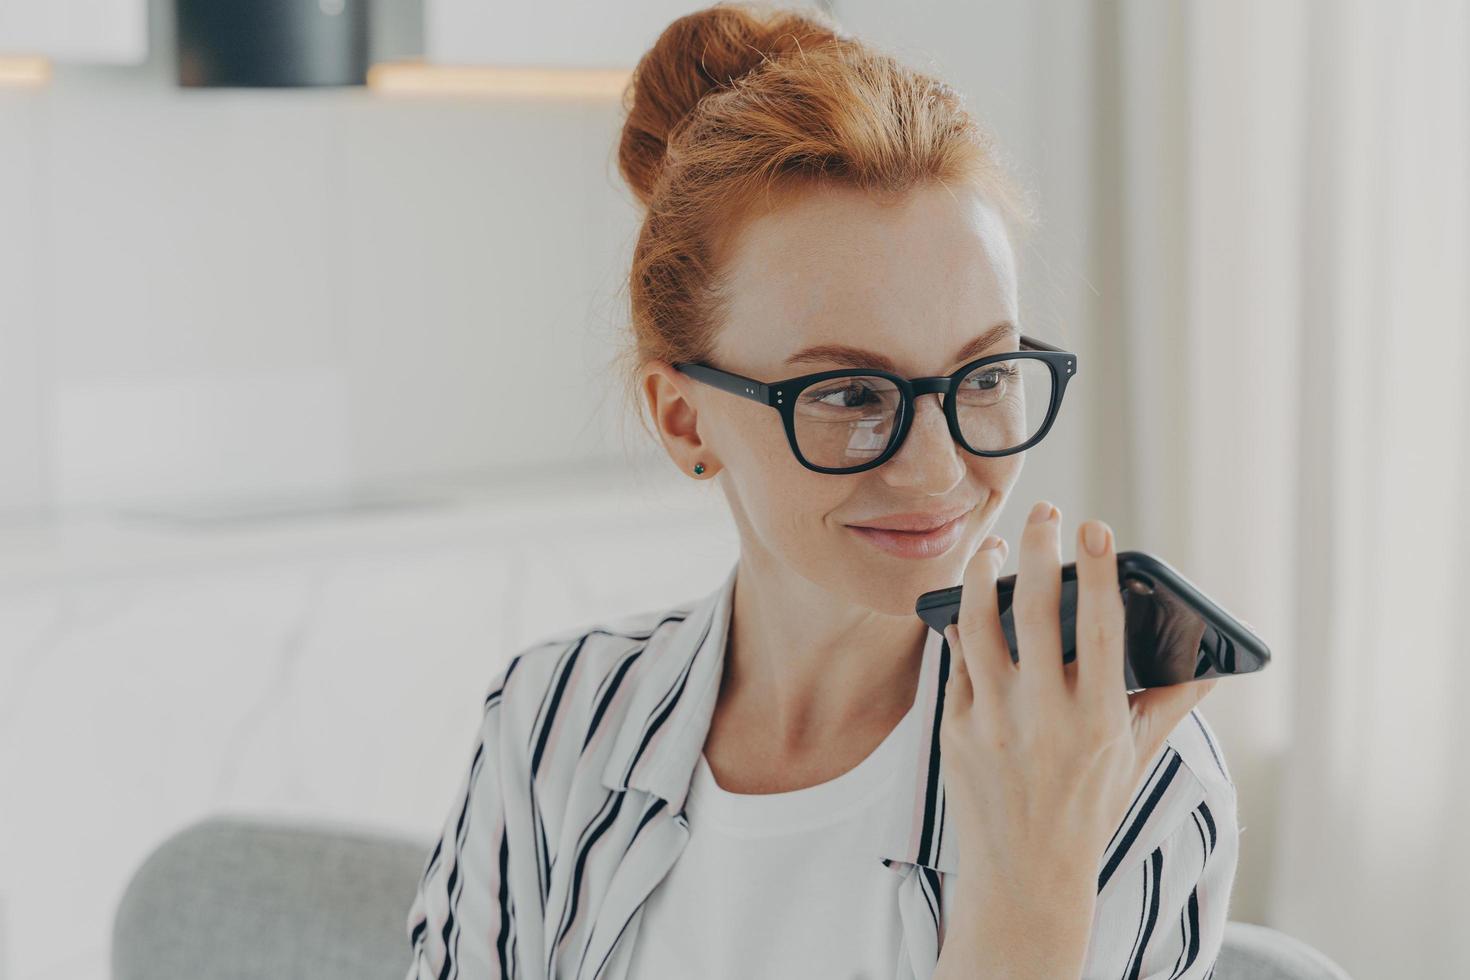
782,321,1019,374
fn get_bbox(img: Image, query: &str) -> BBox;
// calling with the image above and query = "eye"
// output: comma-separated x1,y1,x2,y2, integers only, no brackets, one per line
806,380,883,409
959,365,1017,391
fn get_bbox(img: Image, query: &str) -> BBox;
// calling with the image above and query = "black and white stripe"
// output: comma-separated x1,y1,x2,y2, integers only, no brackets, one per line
1125,845,1167,979
405,560,1240,980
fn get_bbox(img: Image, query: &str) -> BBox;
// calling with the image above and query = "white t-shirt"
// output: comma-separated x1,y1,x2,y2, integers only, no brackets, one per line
625,699,921,980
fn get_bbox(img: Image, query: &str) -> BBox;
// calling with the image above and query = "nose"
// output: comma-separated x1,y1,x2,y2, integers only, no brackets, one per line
879,391,965,489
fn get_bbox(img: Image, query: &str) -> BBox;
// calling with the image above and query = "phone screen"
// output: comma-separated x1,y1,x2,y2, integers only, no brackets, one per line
916,550,1270,690
995,570,1223,688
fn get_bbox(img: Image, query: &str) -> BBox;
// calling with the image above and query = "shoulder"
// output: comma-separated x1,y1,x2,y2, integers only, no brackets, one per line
484,596,703,751
1097,704,1237,899
471,595,705,859
1152,705,1240,876
1084,707,1241,976
1151,705,1238,855
1164,705,1236,802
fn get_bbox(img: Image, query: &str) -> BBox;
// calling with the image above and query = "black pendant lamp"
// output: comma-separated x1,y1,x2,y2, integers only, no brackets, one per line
175,0,370,88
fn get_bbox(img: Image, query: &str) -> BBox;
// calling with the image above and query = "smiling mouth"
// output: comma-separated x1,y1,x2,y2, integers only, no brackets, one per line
844,510,970,559
872,514,965,535
845,507,975,533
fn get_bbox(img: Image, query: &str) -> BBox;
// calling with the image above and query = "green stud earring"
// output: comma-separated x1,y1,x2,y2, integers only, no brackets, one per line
693,462,706,475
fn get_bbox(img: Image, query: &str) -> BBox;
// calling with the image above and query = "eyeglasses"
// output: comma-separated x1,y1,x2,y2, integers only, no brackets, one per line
674,334,1077,474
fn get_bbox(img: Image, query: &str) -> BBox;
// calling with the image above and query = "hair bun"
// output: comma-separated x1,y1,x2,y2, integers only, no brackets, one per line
618,1,842,205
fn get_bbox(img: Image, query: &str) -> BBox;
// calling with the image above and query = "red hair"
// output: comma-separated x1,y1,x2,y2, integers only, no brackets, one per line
614,0,1033,441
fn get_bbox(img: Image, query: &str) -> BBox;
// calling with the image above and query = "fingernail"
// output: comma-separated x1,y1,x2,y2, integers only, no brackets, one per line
1028,500,1055,524
1083,521,1109,557
981,535,1004,551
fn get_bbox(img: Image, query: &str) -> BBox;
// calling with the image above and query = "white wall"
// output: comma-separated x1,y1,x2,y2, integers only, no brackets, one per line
0,0,647,520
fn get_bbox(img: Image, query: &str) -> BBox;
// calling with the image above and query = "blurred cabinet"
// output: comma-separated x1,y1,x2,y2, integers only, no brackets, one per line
0,0,147,63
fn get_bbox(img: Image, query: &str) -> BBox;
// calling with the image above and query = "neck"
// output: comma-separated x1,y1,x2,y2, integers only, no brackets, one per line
719,554,928,756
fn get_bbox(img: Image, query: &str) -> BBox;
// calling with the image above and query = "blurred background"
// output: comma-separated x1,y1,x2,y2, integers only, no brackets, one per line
1,0,1465,978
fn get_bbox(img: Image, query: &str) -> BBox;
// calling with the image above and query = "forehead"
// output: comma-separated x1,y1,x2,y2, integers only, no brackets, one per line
714,180,1019,376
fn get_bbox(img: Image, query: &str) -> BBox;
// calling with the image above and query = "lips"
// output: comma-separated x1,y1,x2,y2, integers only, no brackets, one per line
845,506,974,533
846,510,969,559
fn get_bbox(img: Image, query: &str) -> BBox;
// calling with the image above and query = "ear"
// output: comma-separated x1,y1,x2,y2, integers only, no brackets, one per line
643,360,720,477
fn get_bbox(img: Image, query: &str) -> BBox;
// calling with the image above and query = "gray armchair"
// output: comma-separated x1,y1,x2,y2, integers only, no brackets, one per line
112,815,1354,980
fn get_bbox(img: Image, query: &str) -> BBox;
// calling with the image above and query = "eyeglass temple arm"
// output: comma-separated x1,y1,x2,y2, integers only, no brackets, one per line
673,362,774,406
1019,333,1063,353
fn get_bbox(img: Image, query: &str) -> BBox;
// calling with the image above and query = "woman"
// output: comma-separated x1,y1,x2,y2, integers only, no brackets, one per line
406,3,1238,978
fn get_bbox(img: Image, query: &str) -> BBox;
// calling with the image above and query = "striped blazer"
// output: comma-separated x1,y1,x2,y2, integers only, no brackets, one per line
405,559,1239,980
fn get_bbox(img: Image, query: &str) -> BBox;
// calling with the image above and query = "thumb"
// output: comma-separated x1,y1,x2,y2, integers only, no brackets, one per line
944,624,972,703
1127,677,1218,755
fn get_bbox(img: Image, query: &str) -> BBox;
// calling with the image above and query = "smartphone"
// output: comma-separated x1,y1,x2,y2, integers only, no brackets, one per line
914,550,1270,690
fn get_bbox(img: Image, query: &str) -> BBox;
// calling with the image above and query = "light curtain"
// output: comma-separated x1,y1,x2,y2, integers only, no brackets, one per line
1107,1,1470,976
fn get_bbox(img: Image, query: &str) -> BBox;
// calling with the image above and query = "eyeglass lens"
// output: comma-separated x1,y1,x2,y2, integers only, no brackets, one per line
790,357,1055,470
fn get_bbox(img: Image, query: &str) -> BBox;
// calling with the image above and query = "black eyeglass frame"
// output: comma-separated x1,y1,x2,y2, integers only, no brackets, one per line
673,333,1078,474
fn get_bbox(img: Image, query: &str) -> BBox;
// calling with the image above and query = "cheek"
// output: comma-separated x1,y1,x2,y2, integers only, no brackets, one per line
764,473,847,539
720,400,792,469
719,419,846,530
967,452,1023,489
725,452,846,540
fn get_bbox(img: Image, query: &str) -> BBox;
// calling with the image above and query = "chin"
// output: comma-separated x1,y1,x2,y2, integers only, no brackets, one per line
828,546,972,618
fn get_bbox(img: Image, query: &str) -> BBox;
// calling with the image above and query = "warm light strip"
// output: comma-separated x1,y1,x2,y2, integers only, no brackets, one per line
367,61,630,99
0,55,51,87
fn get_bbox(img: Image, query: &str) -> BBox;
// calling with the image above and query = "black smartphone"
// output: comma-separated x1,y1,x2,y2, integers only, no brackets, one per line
914,550,1270,690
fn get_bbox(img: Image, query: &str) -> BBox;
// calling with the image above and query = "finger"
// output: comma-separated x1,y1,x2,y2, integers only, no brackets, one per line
1075,519,1126,711
943,624,972,707
1126,677,1220,761
1013,500,1067,704
955,534,1012,712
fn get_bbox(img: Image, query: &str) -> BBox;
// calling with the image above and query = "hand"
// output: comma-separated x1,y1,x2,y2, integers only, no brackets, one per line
940,500,1219,900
